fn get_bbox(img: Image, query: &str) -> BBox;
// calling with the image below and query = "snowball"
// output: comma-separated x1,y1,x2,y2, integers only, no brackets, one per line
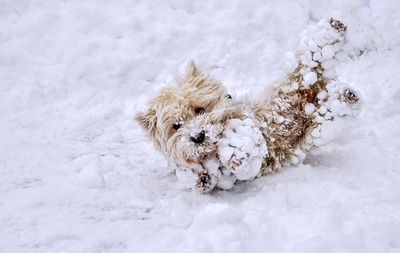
203,157,220,176
321,45,335,60
314,34,328,47
317,91,328,100
318,106,328,115
321,58,338,70
313,52,322,61
219,146,235,164
303,72,317,87
231,156,260,180
301,54,318,68
299,67,310,75
218,118,268,181
307,60,318,68
291,156,299,165
314,115,325,123
304,103,316,115
228,118,243,128
307,39,320,52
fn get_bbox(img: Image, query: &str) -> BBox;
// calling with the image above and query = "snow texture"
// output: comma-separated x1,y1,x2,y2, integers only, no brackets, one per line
1,1,400,253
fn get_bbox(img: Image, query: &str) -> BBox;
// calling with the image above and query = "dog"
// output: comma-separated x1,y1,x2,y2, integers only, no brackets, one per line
135,18,360,192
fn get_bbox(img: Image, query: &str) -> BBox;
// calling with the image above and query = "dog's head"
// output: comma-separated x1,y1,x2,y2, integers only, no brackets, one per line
135,62,233,167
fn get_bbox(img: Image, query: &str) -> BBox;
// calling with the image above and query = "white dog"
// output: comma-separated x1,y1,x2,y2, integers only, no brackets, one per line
136,18,359,192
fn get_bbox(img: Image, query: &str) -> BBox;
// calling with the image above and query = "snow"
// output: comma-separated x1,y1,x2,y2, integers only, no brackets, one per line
303,72,317,86
321,44,336,60
305,103,316,115
218,118,268,181
1,0,400,252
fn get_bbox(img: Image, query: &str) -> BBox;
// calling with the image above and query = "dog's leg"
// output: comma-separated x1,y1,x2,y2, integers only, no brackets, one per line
253,19,361,173
316,82,361,121
294,19,361,149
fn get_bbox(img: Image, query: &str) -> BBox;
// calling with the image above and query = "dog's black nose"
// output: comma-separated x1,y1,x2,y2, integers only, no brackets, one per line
191,130,205,144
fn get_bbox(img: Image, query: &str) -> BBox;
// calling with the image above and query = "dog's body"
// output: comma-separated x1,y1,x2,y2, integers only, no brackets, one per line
136,19,359,192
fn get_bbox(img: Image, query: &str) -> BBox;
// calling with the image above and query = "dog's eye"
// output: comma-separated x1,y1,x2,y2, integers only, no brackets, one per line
173,123,181,130
194,107,205,115
226,94,232,99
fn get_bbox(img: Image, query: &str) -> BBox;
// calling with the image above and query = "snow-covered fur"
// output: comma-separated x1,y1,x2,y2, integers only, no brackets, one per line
135,18,360,192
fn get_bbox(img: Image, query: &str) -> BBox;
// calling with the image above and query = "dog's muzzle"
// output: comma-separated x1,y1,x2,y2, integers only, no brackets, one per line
190,130,205,144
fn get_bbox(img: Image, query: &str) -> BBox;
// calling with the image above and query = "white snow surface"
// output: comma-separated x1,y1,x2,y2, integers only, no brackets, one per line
1,0,400,252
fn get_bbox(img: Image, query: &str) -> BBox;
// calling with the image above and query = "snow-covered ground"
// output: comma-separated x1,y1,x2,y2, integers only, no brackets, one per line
1,0,400,252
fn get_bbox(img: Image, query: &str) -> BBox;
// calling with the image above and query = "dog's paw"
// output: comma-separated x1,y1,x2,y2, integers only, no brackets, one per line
317,82,362,119
342,87,360,105
218,118,268,180
175,159,221,193
194,171,218,193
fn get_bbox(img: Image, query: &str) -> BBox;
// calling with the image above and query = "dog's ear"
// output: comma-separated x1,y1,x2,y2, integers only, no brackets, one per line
175,60,203,86
135,108,157,135
186,60,200,78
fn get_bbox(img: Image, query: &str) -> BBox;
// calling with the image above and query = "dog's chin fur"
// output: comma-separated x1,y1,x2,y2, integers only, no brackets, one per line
135,62,236,167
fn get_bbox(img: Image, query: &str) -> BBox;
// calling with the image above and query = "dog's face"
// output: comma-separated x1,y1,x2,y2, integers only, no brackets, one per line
135,63,233,166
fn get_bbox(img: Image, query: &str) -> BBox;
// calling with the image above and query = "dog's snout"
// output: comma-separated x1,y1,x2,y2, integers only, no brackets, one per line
191,130,205,144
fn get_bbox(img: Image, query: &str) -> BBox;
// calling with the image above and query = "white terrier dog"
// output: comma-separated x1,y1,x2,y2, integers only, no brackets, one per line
136,19,359,192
